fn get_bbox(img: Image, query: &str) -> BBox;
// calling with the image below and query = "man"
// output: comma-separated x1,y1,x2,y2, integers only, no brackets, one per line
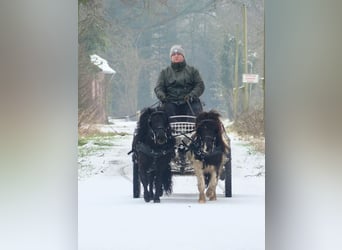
154,45,205,116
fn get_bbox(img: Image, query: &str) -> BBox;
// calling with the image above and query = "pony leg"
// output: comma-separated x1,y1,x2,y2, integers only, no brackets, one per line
206,167,218,201
153,171,162,203
193,160,206,203
139,173,151,202
148,173,154,202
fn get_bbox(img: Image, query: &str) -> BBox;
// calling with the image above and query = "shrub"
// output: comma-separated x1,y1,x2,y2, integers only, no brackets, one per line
229,106,264,138
227,106,264,153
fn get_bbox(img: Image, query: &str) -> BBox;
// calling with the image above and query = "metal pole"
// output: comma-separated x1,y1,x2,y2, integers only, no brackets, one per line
242,4,249,112
233,24,240,120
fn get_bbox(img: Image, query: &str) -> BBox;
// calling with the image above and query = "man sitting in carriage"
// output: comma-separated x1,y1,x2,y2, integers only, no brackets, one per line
154,44,205,117
130,43,204,162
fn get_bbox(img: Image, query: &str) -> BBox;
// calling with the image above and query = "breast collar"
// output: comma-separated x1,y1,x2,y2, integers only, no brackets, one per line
135,141,174,158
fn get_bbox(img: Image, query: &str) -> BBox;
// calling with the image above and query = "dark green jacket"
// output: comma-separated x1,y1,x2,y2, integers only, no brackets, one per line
154,61,205,102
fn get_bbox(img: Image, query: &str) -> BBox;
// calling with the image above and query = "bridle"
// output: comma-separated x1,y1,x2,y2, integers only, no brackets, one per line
148,111,171,144
134,110,174,171
192,119,222,161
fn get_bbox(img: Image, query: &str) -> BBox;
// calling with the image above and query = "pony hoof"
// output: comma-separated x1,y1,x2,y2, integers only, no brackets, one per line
153,199,160,203
198,199,206,203
144,194,151,202
206,189,213,197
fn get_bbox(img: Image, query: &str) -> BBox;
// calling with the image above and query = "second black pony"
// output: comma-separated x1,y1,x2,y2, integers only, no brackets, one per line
131,107,175,203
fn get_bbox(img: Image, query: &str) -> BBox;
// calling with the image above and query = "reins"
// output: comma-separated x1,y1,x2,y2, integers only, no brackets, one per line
185,99,196,116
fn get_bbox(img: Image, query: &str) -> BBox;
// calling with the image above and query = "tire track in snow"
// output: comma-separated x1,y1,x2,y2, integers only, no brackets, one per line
119,166,132,183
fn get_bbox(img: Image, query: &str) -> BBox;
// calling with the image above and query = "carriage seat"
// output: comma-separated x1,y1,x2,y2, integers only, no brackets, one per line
169,115,196,136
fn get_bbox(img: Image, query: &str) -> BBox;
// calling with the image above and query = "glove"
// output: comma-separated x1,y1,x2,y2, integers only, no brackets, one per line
184,94,194,102
158,93,166,102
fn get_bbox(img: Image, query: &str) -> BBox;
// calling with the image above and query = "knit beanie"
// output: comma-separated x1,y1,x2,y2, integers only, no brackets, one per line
169,45,185,58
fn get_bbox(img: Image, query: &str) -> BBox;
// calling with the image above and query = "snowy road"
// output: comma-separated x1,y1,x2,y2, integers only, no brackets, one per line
78,119,265,250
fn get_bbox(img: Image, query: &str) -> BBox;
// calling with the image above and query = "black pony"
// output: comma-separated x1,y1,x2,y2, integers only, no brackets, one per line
189,110,230,203
132,107,175,203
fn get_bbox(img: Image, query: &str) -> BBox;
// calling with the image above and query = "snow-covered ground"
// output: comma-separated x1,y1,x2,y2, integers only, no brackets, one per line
78,119,265,250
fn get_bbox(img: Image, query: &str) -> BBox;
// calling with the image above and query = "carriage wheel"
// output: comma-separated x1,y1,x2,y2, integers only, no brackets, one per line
133,162,140,198
224,150,232,197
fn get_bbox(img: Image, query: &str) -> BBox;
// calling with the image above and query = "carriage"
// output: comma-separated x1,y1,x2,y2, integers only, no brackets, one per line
132,112,232,200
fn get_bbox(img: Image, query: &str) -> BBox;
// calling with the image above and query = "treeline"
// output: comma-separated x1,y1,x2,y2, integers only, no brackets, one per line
78,0,264,124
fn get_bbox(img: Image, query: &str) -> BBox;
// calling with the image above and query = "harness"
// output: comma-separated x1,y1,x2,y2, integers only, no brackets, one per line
134,141,175,173
135,141,174,158
180,118,224,168
190,137,223,162
147,111,172,144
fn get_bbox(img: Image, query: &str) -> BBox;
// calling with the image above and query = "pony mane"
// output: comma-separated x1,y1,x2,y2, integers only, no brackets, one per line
196,110,222,132
136,107,154,142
